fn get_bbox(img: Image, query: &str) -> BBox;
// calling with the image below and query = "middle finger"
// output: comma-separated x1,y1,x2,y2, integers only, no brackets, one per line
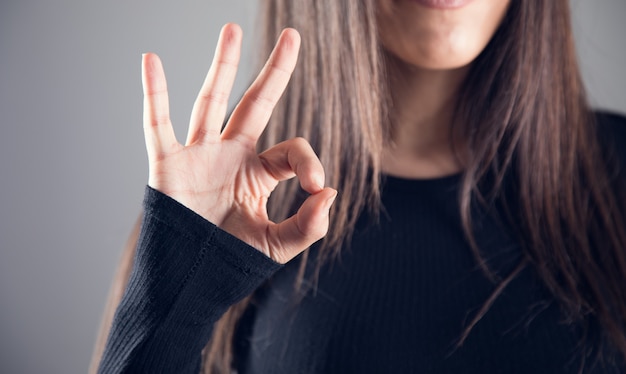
187,23,242,145
221,28,301,145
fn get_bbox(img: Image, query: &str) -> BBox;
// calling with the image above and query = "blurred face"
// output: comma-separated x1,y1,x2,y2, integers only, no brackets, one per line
377,0,511,70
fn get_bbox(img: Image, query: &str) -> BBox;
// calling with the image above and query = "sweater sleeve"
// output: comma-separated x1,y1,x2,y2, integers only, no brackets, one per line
98,186,282,373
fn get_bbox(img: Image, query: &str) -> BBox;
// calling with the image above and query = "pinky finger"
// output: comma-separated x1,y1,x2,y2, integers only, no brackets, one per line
267,187,337,263
142,53,179,159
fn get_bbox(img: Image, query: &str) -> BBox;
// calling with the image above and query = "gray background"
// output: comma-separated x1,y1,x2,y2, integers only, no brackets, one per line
0,1,624,373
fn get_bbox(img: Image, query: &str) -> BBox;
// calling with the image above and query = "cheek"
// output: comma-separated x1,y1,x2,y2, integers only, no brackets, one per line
378,0,511,70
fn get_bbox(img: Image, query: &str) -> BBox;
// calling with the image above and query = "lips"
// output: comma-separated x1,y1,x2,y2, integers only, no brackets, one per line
409,0,474,10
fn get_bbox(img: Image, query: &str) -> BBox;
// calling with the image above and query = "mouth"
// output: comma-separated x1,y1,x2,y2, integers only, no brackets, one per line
408,0,474,10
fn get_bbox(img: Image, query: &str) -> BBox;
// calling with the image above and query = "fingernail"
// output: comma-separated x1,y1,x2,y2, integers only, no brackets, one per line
324,191,337,210
315,176,325,191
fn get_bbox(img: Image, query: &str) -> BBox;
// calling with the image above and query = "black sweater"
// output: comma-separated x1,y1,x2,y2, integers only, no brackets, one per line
98,112,626,373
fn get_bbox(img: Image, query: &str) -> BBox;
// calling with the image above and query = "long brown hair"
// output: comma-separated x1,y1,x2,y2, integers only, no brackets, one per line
91,0,626,372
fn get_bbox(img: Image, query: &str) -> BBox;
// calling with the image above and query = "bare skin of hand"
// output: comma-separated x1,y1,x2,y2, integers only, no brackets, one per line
142,24,337,264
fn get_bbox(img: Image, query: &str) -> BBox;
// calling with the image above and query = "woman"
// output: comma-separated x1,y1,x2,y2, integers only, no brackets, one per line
93,0,626,372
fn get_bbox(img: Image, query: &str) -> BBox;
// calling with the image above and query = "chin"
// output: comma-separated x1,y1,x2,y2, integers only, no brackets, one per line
389,33,485,70
377,0,510,71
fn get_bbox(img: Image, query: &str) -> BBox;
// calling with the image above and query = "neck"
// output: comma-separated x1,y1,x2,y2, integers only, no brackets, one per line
382,56,469,178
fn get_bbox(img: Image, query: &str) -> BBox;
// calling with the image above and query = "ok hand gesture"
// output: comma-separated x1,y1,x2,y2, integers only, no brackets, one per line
142,24,337,264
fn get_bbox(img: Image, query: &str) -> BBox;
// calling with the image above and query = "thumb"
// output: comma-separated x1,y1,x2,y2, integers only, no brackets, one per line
267,187,337,263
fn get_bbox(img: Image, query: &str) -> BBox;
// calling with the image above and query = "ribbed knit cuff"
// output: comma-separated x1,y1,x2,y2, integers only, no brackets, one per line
98,186,282,373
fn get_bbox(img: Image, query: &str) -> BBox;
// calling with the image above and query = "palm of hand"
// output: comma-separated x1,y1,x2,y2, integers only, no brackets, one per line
149,140,274,250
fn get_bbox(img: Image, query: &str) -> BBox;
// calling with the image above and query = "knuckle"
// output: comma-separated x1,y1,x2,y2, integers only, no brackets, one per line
215,57,238,70
291,136,310,149
294,214,310,239
258,154,280,178
144,88,168,98
297,214,326,241
246,90,277,111
267,61,293,77
146,114,171,128
198,90,229,106
289,138,316,162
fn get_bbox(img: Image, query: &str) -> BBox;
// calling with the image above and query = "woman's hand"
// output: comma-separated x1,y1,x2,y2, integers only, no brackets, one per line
141,24,336,264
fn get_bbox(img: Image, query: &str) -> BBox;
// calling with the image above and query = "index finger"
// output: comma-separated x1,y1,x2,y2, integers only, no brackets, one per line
220,28,301,144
